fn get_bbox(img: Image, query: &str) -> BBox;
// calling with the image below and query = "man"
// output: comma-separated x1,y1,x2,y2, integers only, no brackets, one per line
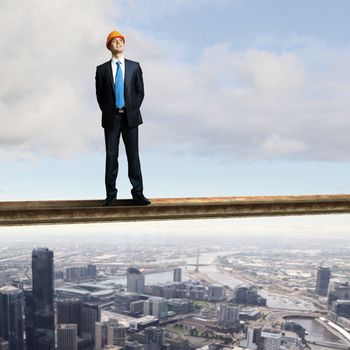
95,31,151,206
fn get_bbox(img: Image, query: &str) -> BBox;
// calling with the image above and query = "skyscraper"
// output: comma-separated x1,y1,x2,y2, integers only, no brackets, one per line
114,291,140,314
208,285,224,302
143,297,168,319
316,266,331,296
261,328,281,350
144,327,163,350
95,320,126,349
30,248,55,350
218,304,240,331
56,298,81,335
127,268,145,294
57,324,77,350
0,286,24,350
328,281,350,306
80,303,101,342
24,290,35,350
334,300,350,318
173,268,182,283
240,326,262,349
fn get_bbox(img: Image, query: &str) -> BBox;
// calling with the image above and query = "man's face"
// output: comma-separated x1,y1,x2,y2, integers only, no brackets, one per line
109,37,124,54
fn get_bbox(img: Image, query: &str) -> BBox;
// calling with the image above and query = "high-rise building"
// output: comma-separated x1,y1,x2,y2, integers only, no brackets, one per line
148,285,163,297
208,285,224,302
130,300,145,316
65,265,97,282
334,300,350,318
127,268,145,294
56,299,81,335
109,322,126,346
87,265,97,279
167,299,194,314
65,267,81,282
24,290,35,350
316,266,331,296
234,285,266,306
173,268,182,283
240,326,262,349
218,304,240,331
261,329,281,350
54,271,64,280
95,320,126,349
115,292,140,314
188,290,205,301
144,327,163,350
143,297,168,319
0,286,24,350
80,303,101,342
30,248,55,350
57,324,77,350
328,281,350,306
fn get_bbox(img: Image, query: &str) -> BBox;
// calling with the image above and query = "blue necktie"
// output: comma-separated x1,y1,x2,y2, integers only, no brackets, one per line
115,61,125,108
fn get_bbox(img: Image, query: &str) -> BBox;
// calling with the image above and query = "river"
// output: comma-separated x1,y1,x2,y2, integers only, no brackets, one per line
101,251,344,348
287,318,344,349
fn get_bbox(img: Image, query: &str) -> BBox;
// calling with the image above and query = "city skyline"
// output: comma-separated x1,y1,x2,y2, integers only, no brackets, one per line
1,224,350,349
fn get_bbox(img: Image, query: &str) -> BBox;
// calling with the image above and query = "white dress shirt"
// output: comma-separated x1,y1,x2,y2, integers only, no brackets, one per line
111,56,125,84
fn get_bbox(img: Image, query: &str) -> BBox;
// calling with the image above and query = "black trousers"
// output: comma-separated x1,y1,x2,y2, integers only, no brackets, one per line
104,113,143,199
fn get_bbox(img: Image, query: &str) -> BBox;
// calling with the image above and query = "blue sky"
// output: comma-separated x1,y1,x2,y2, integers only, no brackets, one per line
1,0,350,201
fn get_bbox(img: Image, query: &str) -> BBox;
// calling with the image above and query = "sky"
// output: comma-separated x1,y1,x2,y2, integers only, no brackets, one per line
1,215,350,241
1,0,350,202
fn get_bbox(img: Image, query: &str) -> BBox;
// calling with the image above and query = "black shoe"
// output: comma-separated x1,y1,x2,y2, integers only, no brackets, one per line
102,197,116,207
132,193,151,206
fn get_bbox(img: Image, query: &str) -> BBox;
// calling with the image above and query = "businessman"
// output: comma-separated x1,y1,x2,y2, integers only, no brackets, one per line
95,31,151,206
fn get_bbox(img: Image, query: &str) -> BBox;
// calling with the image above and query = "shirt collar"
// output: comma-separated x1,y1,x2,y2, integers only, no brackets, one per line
111,56,125,65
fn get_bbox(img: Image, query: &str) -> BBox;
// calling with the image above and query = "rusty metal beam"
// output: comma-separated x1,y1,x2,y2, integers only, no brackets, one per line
0,195,350,226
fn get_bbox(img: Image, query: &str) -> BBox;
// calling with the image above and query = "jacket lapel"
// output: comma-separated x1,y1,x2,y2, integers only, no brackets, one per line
124,59,130,98
107,60,115,93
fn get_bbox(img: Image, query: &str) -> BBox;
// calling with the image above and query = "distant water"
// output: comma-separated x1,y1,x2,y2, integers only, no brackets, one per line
287,318,342,347
99,251,343,347
103,251,315,311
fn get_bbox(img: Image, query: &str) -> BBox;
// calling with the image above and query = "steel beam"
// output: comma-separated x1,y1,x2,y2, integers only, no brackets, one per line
0,194,350,226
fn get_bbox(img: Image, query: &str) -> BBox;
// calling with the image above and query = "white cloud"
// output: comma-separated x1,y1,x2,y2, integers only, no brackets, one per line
0,0,115,158
139,40,350,161
1,1,350,161
261,134,308,156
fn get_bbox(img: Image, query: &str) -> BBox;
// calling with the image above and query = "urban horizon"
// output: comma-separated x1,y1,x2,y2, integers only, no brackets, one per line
0,215,350,350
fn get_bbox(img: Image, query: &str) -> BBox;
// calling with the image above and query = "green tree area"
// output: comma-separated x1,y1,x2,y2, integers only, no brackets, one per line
189,327,233,344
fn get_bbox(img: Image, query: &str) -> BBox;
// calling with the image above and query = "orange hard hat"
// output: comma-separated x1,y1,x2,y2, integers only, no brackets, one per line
106,31,125,49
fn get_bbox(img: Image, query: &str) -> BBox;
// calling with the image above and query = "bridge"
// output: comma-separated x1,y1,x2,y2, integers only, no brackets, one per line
266,310,323,323
0,194,349,226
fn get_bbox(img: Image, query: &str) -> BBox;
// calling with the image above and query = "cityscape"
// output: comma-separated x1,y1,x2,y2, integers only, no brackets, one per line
0,218,350,350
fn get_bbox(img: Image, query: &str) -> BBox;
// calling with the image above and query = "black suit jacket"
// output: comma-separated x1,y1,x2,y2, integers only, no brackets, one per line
95,59,144,129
